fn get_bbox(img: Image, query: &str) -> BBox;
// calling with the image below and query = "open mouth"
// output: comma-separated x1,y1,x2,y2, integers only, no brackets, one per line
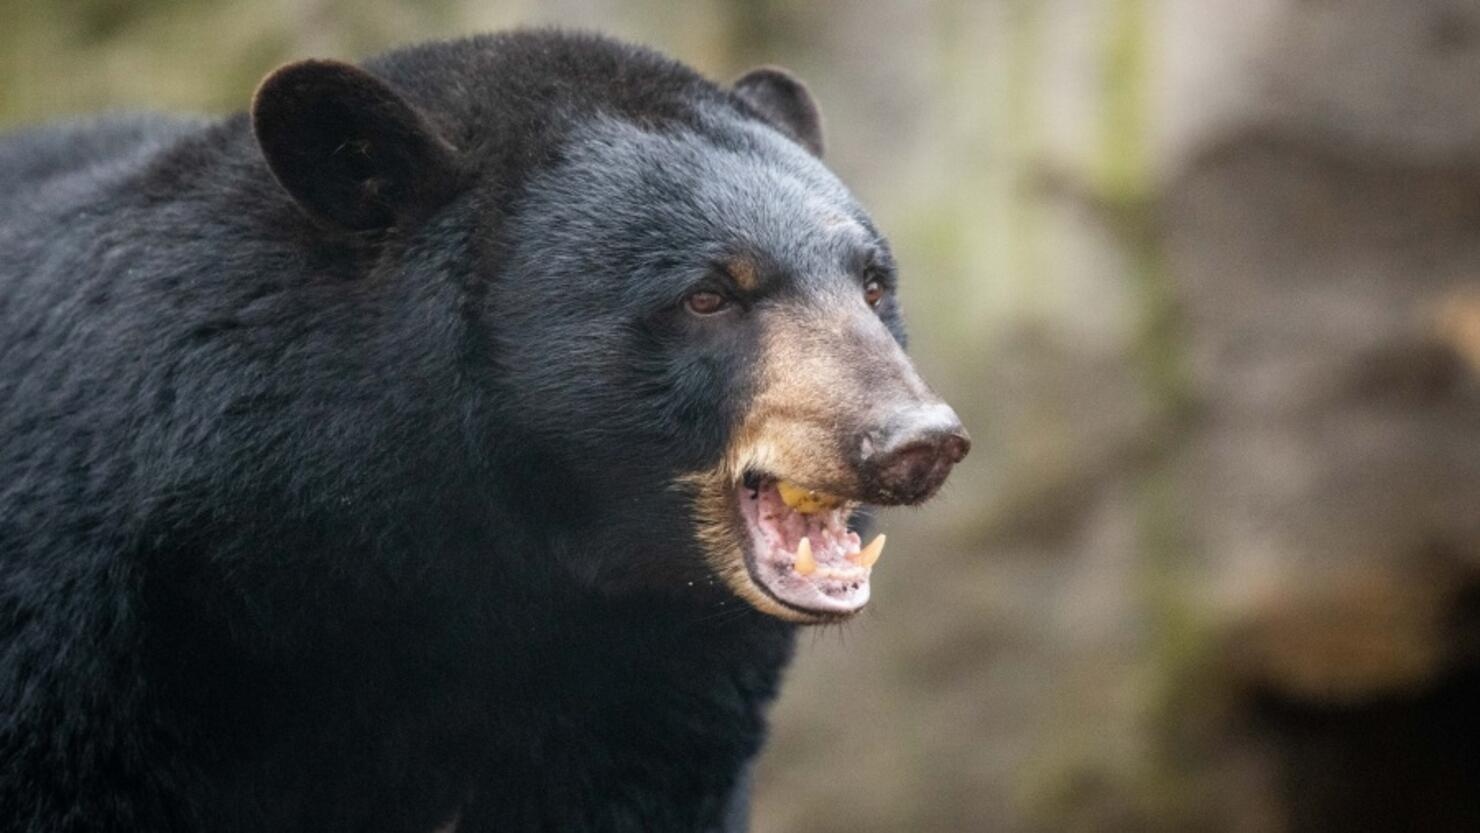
736,473,884,619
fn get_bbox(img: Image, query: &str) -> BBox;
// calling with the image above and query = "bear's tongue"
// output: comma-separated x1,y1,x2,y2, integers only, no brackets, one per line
738,480,883,617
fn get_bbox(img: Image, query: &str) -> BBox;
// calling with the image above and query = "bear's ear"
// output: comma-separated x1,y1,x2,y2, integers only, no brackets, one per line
733,66,824,158
251,59,461,232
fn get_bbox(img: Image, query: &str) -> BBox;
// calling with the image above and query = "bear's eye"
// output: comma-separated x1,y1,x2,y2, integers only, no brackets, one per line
864,279,886,309
685,291,730,316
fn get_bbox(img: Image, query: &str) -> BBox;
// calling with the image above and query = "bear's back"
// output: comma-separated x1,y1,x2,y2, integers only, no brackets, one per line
0,115,200,217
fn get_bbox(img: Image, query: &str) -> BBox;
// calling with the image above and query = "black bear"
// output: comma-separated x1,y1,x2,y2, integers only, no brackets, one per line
0,30,968,833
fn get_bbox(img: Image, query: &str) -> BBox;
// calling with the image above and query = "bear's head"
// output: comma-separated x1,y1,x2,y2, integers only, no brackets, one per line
249,36,968,623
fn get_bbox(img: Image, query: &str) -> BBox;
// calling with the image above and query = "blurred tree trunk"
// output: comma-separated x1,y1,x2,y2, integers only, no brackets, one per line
1025,1,1480,830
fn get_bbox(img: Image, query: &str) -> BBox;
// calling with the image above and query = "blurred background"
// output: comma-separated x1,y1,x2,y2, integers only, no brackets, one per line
5,1,1479,830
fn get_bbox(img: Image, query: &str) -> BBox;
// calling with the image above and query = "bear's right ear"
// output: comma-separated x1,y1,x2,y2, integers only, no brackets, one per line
251,59,461,232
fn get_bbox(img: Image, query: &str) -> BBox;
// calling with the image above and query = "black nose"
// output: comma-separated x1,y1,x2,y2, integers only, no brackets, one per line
862,403,971,504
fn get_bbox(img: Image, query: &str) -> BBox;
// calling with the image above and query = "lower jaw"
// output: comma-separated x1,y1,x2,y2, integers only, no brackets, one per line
736,480,875,620
745,559,872,620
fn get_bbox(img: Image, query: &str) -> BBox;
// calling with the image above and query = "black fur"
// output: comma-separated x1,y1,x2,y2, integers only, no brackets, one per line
252,59,463,231
0,30,895,833
732,67,824,157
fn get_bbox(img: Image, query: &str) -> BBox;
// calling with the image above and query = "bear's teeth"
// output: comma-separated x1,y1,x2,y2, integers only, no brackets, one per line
847,534,886,568
794,537,816,575
776,480,843,514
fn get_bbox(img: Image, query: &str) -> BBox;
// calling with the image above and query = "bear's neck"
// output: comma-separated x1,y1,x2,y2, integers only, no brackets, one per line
463,587,798,830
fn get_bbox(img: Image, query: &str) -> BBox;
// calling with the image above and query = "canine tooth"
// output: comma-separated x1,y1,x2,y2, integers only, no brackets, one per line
849,534,885,568
794,537,816,575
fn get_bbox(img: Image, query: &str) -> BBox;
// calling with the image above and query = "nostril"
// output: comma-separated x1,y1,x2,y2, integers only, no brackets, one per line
886,442,939,475
877,424,969,463
941,430,971,464
885,431,967,473
872,427,968,493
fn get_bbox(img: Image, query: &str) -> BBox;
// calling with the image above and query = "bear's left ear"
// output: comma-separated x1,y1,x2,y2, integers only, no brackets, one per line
252,59,461,232
733,66,824,158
